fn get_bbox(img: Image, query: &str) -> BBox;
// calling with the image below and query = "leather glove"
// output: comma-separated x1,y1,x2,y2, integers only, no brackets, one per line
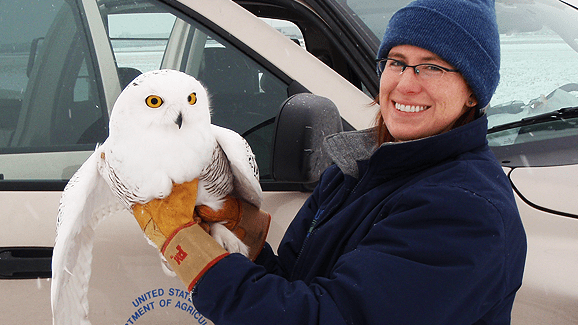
132,179,200,249
132,178,270,290
132,179,227,290
196,196,271,261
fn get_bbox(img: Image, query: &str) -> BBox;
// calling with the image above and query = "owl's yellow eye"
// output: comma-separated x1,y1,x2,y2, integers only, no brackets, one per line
188,93,197,105
145,95,163,108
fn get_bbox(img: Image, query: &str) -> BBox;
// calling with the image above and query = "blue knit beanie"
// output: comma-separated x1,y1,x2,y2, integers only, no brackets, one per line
377,0,500,114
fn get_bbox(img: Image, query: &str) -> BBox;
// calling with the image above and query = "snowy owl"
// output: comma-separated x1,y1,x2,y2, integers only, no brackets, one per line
51,69,262,324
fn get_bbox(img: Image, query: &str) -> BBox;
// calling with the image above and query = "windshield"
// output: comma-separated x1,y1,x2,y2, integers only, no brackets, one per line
334,0,578,147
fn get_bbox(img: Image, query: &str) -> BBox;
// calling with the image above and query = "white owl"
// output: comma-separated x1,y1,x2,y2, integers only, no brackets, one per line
51,69,262,324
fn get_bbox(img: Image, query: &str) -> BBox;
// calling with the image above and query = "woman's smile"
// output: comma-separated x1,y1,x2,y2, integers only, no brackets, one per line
393,101,430,113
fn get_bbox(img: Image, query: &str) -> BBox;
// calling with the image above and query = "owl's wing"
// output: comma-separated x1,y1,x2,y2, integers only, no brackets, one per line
51,150,124,325
211,124,262,208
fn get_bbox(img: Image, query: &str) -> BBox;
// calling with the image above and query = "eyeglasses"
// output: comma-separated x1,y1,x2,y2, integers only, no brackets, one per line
376,58,459,79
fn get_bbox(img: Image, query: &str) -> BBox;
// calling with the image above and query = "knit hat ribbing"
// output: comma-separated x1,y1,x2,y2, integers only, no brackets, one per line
377,0,500,113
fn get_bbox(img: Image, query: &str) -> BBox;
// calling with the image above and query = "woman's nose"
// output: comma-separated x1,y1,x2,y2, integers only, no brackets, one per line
395,67,422,94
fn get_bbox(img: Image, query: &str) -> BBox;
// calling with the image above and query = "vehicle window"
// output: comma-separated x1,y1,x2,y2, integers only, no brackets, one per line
1,1,59,149
262,18,305,48
0,0,106,153
488,29,578,128
485,2,578,166
0,0,108,180
108,13,176,75
100,0,290,180
195,35,287,180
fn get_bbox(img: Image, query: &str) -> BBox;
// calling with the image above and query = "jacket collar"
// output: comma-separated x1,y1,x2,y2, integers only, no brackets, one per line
324,115,489,178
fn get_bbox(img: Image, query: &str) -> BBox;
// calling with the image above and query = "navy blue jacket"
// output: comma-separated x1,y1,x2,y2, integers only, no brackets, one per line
192,116,527,324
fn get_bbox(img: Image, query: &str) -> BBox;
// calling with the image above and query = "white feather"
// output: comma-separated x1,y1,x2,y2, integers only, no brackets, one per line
51,151,124,325
51,70,262,324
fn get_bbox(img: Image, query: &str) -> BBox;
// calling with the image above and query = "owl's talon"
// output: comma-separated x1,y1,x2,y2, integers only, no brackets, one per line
210,222,249,257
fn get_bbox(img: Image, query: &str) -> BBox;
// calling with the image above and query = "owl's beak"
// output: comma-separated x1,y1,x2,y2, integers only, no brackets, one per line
175,112,183,129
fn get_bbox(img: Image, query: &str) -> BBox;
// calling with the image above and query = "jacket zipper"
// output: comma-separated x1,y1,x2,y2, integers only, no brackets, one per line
289,179,357,280
289,209,323,280
289,170,364,280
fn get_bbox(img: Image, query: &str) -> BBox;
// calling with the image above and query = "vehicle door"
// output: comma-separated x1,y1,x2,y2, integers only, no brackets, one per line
0,0,372,323
0,0,124,322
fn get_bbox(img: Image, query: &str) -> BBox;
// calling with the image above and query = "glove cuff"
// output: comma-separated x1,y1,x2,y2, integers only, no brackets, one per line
239,202,271,261
162,222,229,291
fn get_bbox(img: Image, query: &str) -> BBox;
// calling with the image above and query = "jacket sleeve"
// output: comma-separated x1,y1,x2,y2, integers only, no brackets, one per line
252,166,337,278
250,191,320,277
191,183,518,325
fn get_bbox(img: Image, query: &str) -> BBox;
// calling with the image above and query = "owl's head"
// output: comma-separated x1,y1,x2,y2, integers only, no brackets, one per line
109,69,211,138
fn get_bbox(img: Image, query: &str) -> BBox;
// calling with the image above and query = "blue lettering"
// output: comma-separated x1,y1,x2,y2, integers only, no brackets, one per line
132,295,144,308
132,288,165,308
169,288,175,296
143,301,154,313
131,310,141,322
159,298,172,307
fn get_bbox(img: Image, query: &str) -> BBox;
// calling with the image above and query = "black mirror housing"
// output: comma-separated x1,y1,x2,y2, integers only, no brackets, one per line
271,93,343,183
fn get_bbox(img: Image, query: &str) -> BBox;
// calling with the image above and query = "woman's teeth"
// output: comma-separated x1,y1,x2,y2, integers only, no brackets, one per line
395,102,428,113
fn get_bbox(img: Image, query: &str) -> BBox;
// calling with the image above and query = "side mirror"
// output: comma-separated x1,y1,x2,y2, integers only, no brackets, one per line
271,93,343,184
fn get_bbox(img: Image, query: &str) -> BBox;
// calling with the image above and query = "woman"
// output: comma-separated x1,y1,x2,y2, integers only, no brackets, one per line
133,0,527,323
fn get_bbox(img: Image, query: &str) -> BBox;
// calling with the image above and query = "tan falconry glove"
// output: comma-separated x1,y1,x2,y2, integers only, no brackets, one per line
196,196,270,261
132,178,270,290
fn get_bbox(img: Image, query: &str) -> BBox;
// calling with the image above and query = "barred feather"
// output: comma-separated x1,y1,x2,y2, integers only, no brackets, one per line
199,144,234,199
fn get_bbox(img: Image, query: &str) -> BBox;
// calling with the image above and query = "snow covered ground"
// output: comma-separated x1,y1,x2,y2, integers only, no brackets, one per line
493,37,578,107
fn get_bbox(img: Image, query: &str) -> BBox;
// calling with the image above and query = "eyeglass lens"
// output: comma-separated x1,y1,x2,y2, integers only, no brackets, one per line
378,59,452,79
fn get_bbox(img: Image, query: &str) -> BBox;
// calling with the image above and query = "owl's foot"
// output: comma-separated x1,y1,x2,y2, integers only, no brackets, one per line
209,222,249,257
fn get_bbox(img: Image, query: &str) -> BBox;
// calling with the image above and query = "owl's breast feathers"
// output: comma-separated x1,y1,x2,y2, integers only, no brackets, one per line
97,150,149,209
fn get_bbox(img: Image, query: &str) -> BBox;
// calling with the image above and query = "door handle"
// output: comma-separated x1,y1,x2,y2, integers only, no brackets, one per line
0,247,52,279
